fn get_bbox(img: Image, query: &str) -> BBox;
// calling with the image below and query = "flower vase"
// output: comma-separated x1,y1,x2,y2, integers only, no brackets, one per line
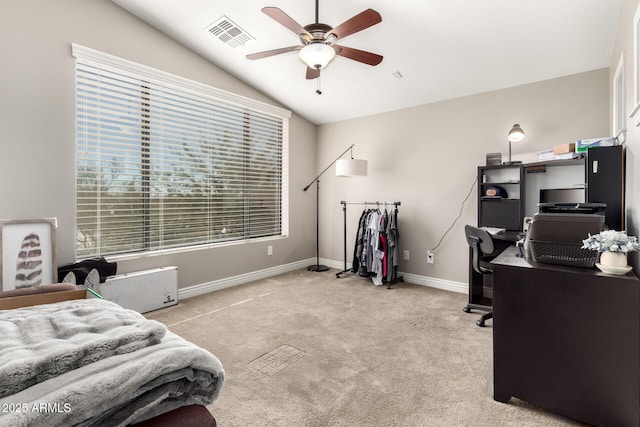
600,251,627,267
597,251,632,275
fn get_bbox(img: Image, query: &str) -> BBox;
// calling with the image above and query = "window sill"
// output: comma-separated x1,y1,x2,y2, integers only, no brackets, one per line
82,235,289,263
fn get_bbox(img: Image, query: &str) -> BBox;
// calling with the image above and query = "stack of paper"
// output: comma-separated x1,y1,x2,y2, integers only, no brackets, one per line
482,227,506,235
537,150,581,161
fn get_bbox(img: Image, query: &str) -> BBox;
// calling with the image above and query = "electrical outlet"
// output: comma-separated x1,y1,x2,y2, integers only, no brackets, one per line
427,251,434,264
267,245,273,256
403,250,410,260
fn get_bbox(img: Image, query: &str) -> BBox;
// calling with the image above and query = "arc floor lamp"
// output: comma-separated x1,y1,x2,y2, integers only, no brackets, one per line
304,144,367,272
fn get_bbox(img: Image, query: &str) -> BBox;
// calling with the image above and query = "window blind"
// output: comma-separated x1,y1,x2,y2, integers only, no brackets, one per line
73,44,290,258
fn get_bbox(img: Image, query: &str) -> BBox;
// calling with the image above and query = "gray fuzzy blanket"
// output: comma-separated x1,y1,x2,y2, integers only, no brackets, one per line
0,299,166,398
0,299,224,426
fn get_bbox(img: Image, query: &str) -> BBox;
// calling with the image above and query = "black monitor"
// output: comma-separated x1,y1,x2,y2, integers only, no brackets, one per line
539,188,606,216
539,188,585,204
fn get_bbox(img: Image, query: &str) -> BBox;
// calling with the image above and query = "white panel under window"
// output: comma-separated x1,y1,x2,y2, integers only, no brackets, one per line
73,44,290,258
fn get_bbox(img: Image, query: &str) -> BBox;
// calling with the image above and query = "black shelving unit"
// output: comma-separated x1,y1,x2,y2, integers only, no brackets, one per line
586,145,625,230
477,164,526,232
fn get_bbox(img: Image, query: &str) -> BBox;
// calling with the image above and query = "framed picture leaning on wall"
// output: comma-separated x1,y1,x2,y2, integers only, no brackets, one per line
0,218,57,292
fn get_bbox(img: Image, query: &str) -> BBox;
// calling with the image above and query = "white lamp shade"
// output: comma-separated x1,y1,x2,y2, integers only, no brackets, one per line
336,158,368,177
507,124,525,142
299,43,336,69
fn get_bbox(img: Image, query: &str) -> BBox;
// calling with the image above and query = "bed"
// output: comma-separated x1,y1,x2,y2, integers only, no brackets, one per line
0,294,224,426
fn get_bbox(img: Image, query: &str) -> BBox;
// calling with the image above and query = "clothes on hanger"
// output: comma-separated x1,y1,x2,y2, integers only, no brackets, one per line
351,209,369,275
386,209,399,282
351,206,400,285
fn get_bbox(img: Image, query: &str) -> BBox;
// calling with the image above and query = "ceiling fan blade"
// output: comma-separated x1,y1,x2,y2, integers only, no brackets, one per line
262,7,310,38
306,67,320,80
330,9,382,40
246,46,301,60
333,45,383,66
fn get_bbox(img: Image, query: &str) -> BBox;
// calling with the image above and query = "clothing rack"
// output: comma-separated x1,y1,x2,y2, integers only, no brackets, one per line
336,200,403,289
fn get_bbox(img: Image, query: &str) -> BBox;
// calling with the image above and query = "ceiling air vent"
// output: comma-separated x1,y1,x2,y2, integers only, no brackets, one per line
206,16,254,48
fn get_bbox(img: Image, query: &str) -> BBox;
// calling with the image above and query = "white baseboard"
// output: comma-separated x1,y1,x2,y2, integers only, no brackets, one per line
179,258,315,300
318,257,351,271
320,257,467,294
398,272,467,294
178,257,467,300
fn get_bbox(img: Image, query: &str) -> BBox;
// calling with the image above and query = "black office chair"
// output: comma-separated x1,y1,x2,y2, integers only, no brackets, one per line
463,225,495,327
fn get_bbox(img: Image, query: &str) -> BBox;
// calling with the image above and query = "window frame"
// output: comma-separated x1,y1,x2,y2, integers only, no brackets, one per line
72,44,290,260
613,51,626,142
630,3,640,124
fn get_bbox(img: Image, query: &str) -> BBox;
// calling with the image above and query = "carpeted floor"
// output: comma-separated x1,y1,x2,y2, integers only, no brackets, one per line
145,268,584,426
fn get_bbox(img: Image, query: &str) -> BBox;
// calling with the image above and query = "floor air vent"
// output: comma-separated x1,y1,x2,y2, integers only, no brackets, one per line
206,16,254,48
248,345,306,376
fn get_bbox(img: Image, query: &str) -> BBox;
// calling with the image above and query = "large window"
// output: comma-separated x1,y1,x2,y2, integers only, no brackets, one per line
73,45,289,258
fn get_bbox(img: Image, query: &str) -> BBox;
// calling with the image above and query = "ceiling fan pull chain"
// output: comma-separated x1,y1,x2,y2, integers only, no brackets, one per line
316,69,322,95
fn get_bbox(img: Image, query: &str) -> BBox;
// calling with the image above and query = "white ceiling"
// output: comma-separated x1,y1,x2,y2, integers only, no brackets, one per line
110,0,621,125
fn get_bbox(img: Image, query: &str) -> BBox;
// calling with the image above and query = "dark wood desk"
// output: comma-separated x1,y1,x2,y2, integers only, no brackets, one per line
491,246,640,426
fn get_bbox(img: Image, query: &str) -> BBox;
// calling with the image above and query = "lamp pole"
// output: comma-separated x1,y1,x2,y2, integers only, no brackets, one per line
304,144,356,272
309,179,328,271
303,144,354,191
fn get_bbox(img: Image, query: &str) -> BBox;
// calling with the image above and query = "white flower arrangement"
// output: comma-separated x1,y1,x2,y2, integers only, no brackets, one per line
581,230,640,253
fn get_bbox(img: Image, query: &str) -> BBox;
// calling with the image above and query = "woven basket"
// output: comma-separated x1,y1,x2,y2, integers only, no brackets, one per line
529,240,598,268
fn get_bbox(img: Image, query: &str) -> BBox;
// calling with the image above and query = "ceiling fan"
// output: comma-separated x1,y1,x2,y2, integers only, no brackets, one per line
246,0,383,84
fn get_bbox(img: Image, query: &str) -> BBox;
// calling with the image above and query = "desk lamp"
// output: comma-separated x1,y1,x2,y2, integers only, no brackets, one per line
504,124,525,165
303,144,367,272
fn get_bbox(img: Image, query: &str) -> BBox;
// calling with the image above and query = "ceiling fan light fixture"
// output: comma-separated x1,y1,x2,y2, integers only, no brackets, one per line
299,43,336,69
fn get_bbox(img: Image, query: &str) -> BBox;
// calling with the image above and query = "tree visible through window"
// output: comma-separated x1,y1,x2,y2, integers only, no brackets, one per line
74,45,289,258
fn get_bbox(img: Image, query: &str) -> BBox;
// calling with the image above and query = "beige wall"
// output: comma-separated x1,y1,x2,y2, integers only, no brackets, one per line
0,0,317,289
318,70,610,284
0,0,626,292
612,0,640,270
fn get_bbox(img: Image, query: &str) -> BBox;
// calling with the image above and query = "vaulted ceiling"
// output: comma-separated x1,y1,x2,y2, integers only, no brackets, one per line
110,0,621,124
